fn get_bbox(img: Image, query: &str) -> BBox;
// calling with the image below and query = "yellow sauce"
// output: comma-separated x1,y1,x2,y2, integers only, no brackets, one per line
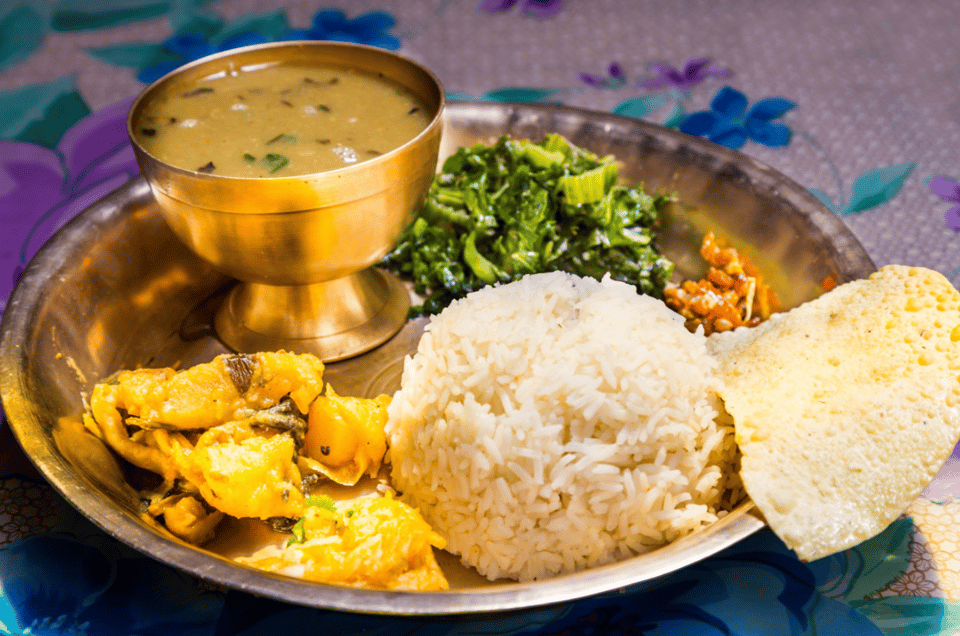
134,63,430,177
83,352,449,590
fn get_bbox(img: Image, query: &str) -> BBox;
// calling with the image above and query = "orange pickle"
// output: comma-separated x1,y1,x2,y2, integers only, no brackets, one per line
664,231,781,335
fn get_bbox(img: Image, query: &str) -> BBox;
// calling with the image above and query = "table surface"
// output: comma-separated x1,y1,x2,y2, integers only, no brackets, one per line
2,1,960,634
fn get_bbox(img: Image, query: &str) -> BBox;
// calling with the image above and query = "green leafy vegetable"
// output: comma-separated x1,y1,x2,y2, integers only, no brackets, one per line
242,152,256,163
266,133,297,145
264,153,289,174
286,495,336,546
382,134,675,316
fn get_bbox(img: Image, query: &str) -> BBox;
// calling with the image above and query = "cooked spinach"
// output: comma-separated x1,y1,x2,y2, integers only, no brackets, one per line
381,134,675,316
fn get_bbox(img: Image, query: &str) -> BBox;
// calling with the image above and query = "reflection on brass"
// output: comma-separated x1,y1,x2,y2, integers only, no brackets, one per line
214,268,410,357
52,415,140,508
128,42,445,362
0,103,875,615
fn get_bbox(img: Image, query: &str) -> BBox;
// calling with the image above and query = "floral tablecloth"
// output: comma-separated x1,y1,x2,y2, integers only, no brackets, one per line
2,1,960,634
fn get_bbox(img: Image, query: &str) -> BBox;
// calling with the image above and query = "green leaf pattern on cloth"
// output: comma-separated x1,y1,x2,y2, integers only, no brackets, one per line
811,519,911,600
0,0,212,73
805,164,916,217
847,518,914,601
841,163,917,217
851,597,960,636
612,93,670,118
50,0,214,32
446,87,565,103
0,3,46,72
0,75,89,148
86,41,173,68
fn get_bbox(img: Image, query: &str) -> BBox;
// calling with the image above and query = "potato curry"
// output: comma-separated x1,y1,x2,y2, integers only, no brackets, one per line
83,351,448,591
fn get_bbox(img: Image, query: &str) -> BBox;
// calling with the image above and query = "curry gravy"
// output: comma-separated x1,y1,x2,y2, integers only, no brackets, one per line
205,471,495,589
134,63,430,177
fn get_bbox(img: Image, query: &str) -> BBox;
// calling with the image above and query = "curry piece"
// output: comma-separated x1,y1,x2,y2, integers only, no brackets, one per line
167,420,306,520
82,352,394,538
300,385,390,486
664,232,780,334
83,352,324,536
147,486,224,545
237,493,449,591
84,351,325,480
83,351,447,590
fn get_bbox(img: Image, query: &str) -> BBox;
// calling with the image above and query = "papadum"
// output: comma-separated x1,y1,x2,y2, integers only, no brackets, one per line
707,265,960,561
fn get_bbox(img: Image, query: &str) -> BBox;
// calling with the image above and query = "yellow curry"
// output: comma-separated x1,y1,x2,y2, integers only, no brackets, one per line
83,351,448,591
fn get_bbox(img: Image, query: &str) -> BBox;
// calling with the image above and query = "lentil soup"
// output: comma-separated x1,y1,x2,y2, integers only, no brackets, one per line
134,63,431,178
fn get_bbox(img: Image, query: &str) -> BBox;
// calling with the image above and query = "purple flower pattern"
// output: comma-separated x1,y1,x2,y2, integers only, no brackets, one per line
0,99,140,313
579,63,627,89
637,57,732,92
931,176,960,231
583,58,733,129
479,0,565,18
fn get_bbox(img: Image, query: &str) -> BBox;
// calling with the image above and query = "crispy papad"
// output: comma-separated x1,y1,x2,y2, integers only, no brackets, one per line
706,265,960,561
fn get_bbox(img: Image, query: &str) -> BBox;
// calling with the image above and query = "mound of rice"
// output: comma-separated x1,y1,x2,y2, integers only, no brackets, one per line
386,272,737,582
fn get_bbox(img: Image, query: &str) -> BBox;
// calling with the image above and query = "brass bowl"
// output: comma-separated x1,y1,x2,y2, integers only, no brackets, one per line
128,41,445,362
0,102,875,615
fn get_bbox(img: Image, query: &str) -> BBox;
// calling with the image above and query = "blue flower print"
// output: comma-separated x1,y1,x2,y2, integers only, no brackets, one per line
280,9,401,50
93,9,403,85
679,86,795,150
138,29,270,83
0,533,224,635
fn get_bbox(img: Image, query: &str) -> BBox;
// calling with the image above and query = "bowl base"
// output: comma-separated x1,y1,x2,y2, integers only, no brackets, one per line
214,268,410,362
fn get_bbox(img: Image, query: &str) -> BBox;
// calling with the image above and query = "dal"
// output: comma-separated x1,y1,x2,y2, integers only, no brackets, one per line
133,63,430,177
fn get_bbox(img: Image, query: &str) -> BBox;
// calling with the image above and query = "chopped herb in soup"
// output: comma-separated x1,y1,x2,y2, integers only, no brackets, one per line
135,64,431,177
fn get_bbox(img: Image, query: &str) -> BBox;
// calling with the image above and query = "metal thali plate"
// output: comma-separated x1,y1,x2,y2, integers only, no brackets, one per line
0,102,875,615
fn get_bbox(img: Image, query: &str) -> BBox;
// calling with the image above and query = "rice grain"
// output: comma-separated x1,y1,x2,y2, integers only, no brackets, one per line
386,272,737,581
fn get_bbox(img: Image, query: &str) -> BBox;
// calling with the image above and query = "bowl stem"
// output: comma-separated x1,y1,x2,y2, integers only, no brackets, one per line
214,267,410,362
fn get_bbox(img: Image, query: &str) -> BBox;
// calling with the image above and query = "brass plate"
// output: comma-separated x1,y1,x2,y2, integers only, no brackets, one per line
0,102,875,615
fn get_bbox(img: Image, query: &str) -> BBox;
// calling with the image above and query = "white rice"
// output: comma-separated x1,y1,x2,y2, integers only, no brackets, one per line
385,272,737,582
